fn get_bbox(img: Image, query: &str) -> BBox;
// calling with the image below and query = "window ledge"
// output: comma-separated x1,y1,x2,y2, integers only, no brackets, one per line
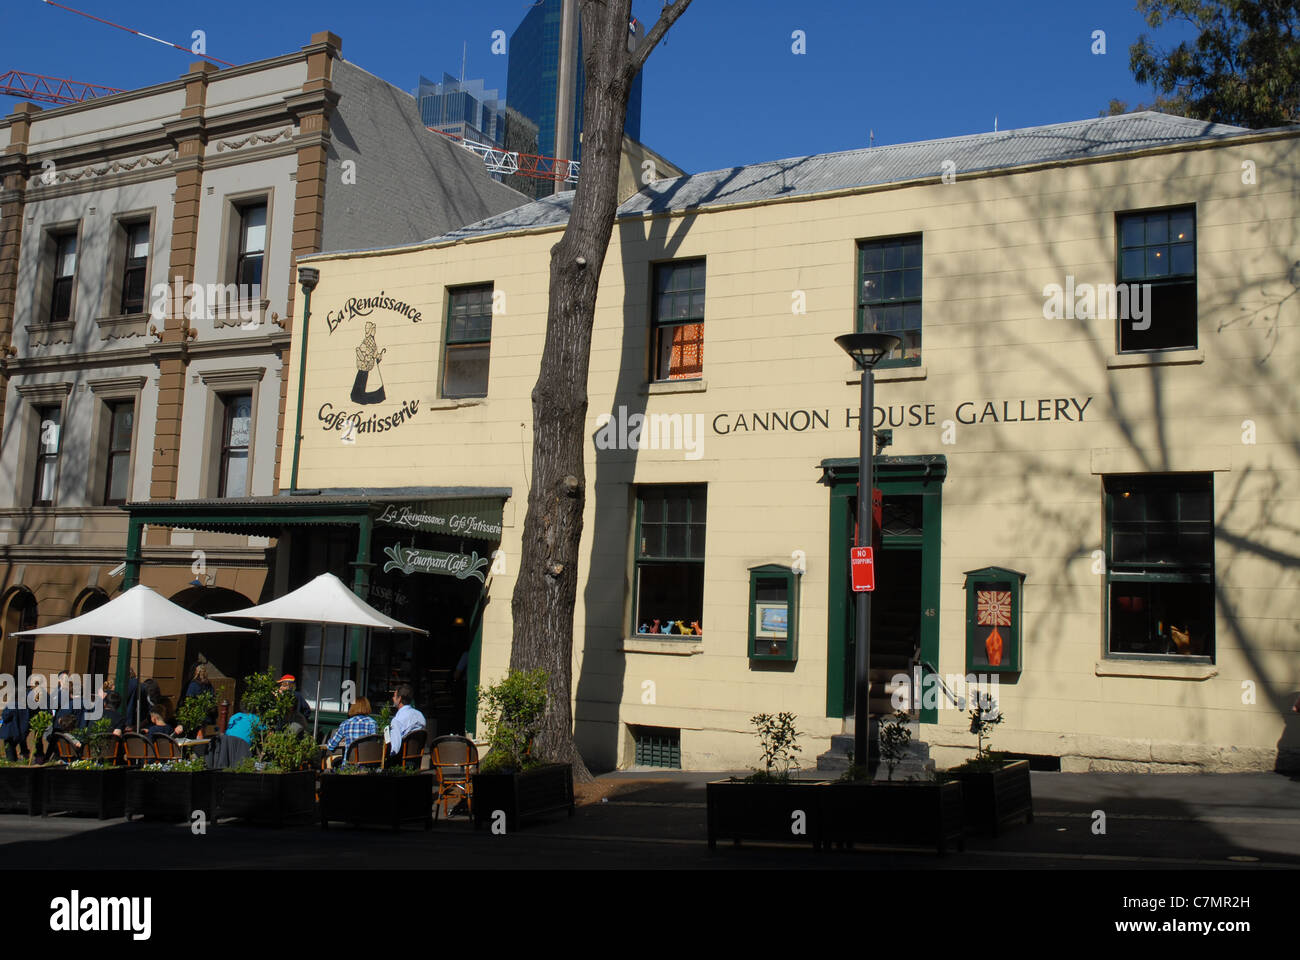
428,397,486,409
1107,349,1203,369
642,378,707,395
1095,659,1217,680
96,314,149,341
210,299,271,329
621,636,704,656
847,365,927,384
25,321,75,347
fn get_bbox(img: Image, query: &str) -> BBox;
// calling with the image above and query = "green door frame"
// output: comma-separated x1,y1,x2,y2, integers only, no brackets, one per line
821,455,946,724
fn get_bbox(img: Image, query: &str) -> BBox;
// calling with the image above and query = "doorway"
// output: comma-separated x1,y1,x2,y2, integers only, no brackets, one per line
823,455,945,725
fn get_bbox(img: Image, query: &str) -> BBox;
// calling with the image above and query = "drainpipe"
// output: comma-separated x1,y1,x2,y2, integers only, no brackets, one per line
289,266,320,492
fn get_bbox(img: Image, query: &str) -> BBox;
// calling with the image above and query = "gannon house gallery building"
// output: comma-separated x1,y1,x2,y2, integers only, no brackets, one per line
208,112,1296,773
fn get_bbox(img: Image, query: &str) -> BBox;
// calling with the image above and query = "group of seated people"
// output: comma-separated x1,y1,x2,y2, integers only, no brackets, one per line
0,664,219,762
321,683,427,768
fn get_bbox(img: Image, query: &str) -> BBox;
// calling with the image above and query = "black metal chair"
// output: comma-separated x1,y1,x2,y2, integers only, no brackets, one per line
388,729,427,770
344,733,384,769
122,732,152,767
431,735,478,819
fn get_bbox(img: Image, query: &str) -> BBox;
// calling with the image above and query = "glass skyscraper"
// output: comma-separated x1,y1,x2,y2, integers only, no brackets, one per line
506,0,644,196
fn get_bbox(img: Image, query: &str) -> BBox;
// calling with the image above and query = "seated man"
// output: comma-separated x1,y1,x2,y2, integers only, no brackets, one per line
325,697,377,769
386,684,425,757
223,701,262,745
277,675,313,721
143,709,173,740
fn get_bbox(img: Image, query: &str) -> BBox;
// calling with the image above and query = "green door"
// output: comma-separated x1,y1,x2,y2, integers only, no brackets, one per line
822,456,945,725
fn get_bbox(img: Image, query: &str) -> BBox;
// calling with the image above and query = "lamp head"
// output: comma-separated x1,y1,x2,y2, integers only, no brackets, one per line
835,332,902,370
298,267,320,293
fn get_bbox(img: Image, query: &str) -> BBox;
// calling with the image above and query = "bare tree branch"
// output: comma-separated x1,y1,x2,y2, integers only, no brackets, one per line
632,0,694,72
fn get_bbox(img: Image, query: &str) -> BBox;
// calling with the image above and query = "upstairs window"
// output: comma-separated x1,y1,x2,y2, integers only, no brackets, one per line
857,235,921,366
103,400,135,505
119,222,150,315
235,203,267,289
652,259,705,381
1116,207,1196,352
443,284,493,398
49,233,77,325
32,405,62,506
217,393,253,498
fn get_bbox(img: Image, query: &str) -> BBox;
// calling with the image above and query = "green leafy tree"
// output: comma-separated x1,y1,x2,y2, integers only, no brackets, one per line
878,711,914,781
1110,0,1300,127
750,712,801,781
175,691,215,738
478,668,549,773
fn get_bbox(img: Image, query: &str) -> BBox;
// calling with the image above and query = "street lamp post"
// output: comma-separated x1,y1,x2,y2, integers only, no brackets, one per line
835,332,901,772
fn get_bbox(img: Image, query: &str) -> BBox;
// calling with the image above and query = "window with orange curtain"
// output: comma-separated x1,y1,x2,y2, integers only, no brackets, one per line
652,259,705,380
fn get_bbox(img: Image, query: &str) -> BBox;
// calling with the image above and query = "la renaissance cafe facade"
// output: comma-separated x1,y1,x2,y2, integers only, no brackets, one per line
273,113,1297,774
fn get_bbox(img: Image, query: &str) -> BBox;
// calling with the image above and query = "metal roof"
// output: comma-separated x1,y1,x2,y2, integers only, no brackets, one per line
429,112,1252,244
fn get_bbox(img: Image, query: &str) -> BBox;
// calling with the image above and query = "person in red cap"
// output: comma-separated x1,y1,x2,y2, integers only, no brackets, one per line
278,674,313,722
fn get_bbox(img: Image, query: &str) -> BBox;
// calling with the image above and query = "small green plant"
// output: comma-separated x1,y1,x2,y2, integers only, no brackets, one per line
66,758,111,771
261,728,320,772
175,692,215,738
878,711,913,781
29,710,53,760
238,670,299,764
950,691,1007,772
750,712,801,781
142,757,207,773
75,717,114,758
377,702,395,735
477,668,549,773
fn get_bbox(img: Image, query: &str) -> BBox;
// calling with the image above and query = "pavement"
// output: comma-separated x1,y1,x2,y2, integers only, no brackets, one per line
2,770,1297,871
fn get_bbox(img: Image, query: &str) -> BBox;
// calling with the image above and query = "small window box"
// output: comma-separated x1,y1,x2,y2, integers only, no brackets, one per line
748,564,798,662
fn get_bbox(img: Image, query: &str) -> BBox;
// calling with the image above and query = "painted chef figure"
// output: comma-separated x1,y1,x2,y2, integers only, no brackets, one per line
351,321,387,404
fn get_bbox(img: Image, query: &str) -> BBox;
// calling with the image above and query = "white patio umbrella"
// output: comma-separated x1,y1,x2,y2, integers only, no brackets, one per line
210,573,428,740
13,583,258,731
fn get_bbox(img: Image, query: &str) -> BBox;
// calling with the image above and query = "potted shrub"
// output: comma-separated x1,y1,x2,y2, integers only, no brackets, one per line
319,765,434,832
0,709,52,816
471,669,574,832
211,671,317,826
706,712,829,849
944,693,1033,836
820,712,965,855
126,757,212,822
43,718,128,820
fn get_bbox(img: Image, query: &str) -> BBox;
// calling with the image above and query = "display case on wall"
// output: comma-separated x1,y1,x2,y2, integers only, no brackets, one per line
964,566,1026,673
748,564,799,662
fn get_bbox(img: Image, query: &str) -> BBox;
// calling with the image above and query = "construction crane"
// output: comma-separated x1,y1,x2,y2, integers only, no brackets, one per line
430,127,580,184
0,69,122,106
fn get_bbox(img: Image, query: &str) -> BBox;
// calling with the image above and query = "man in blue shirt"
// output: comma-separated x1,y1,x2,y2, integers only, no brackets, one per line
386,684,425,756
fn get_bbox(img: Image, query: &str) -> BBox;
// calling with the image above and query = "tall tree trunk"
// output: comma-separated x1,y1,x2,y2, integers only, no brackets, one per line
509,0,692,782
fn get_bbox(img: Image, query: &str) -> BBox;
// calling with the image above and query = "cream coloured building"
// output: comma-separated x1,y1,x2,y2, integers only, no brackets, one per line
280,112,1299,773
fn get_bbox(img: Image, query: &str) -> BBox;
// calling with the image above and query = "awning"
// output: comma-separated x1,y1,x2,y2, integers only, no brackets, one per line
122,486,511,540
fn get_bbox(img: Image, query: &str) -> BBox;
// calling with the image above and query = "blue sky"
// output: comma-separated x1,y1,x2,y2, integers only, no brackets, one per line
0,0,1191,173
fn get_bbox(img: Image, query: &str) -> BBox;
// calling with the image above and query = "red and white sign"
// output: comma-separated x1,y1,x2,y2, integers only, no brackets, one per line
850,546,875,592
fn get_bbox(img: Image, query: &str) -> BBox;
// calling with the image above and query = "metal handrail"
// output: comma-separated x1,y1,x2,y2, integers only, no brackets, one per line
918,660,966,709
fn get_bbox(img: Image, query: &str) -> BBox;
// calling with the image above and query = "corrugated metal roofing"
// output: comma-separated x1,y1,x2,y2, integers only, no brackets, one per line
430,112,1250,244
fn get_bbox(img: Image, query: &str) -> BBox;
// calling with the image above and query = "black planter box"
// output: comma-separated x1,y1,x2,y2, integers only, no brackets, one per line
212,770,316,826
950,759,1033,835
43,767,127,820
820,780,965,855
319,772,434,831
706,779,830,849
125,770,214,823
0,765,45,816
472,763,574,831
